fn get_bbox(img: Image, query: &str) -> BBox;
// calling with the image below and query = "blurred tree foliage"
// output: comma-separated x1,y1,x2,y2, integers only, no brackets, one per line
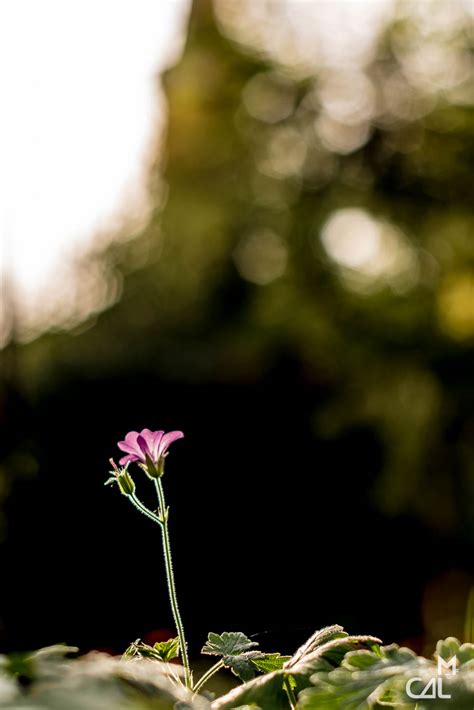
3,0,474,540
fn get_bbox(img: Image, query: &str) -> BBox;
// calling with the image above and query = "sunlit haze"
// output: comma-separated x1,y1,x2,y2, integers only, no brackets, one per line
1,0,472,343
0,0,190,341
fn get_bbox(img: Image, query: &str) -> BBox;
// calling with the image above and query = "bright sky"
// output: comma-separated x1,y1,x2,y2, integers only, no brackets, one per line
0,0,189,341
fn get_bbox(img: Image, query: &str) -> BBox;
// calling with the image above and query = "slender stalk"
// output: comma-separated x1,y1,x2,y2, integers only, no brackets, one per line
154,478,192,690
192,659,225,694
283,675,297,710
128,493,163,527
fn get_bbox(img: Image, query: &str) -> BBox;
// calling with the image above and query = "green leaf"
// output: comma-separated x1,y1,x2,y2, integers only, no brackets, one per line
251,654,291,674
121,640,139,659
202,632,259,658
285,625,347,670
221,651,293,683
0,644,79,682
224,652,262,683
457,642,474,666
212,626,380,709
202,633,290,685
298,649,415,709
212,671,292,710
122,637,180,663
153,637,180,662
0,651,35,679
4,643,212,708
296,642,474,710
436,636,460,662
290,635,382,676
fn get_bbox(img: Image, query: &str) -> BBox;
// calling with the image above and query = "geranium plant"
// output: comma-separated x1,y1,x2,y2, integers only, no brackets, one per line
1,426,474,709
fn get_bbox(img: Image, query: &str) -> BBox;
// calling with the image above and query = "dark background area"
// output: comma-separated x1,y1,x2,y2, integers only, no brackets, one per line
1,0,474,660
1,371,449,657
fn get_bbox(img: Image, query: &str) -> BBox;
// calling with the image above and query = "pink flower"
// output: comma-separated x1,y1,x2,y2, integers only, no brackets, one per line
118,429,184,471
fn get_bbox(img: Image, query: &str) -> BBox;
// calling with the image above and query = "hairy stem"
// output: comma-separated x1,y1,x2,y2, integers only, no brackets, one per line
154,478,192,689
283,675,297,710
128,493,163,527
193,659,225,694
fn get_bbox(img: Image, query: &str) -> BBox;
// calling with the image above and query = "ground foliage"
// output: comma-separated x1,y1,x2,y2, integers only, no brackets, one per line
2,628,474,709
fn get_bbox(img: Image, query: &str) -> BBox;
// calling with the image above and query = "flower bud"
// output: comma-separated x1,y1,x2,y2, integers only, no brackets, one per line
116,469,136,496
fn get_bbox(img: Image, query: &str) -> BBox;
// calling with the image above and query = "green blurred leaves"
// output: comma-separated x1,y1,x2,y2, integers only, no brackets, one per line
0,643,210,710
2,634,474,709
299,638,474,710
298,644,421,709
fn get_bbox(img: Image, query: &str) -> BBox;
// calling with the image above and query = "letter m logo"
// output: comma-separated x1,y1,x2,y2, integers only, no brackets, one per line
437,655,457,677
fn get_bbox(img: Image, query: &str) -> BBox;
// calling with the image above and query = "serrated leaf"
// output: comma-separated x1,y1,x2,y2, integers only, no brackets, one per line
251,654,291,674
224,652,262,682
290,635,382,676
340,649,381,671
285,625,347,669
153,637,180,662
212,626,379,709
122,637,180,663
202,632,259,658
222,651,292,683
298,643,436,710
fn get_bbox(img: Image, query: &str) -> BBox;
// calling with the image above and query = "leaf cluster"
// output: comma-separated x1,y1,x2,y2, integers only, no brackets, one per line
3,630,474,709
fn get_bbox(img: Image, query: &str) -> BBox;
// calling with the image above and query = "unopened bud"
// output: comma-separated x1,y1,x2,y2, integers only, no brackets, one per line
117,469,136,496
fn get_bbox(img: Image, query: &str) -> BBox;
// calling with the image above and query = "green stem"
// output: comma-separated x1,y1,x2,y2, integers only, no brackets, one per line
193,659,225,694
154,478,192,690
128,493,163,527
283,674,297,710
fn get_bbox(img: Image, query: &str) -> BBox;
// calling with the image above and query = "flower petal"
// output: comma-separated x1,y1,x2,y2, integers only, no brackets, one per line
117,442,137,455
125,431,141,446
136,434,151,461
140,429,164,460
117,431,141,456
158,430,184,457
150,430,164,459
140,428,154,446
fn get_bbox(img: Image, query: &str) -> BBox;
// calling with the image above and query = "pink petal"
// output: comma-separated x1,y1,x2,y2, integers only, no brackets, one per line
140,428,154,446
125,431,141,447
158,430,184,457
118,441,138,455
140,429,164,460
136,434,151,461
117,431,141,456
150,431,164,459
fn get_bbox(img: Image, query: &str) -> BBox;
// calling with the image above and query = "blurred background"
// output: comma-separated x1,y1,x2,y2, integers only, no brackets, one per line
1,0,474,662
